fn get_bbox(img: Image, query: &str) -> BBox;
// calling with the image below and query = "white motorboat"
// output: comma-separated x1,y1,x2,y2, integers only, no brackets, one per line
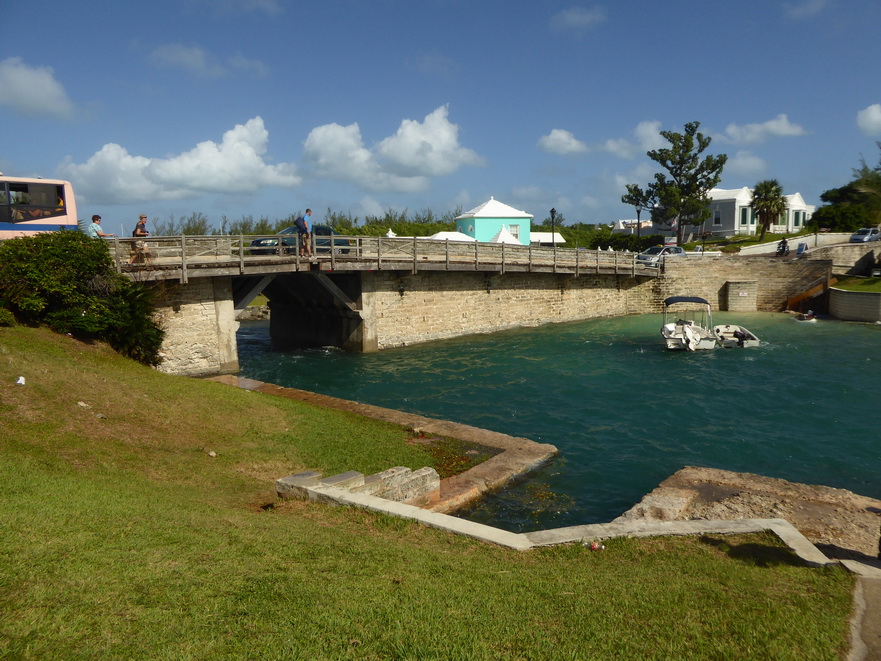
661,296,718,351
714,324,760,348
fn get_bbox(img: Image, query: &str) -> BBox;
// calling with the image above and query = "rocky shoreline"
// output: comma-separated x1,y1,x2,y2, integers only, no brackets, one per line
617,466,881,564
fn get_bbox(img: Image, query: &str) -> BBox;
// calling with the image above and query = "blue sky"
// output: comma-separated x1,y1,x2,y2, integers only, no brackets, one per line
2,0,881,232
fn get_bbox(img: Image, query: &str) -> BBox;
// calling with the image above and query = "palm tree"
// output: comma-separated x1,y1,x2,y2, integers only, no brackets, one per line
751,179,787,242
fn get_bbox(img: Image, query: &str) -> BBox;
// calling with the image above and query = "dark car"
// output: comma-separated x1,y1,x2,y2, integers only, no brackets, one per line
248,224,351,255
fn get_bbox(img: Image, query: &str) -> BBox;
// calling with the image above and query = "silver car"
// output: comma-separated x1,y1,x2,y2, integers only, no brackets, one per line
849,228,881,243
636,245,686,266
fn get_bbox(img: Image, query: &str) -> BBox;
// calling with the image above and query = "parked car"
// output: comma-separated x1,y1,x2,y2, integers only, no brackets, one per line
849,227,881,243
248,224,352,255
635,244,686,267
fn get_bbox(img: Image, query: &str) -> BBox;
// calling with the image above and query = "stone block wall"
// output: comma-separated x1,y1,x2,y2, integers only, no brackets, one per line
806,244,879,275
660,256,830,312
725,281,758,312
152,276,239,376
361,270,656,349
829,288,881,322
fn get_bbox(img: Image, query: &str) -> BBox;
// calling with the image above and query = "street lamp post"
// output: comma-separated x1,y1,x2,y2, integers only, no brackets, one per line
635,205,643,239
549,207,556,252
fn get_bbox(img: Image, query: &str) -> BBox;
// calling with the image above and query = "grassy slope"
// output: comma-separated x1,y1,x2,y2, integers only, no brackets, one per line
0,327,854,659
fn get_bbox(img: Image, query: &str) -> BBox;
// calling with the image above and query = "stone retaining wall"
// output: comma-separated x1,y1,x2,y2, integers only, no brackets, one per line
362,257,830,349
829,288,881,322
362,270,655,349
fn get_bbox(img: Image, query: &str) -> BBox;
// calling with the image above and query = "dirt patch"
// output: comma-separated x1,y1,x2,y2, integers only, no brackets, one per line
619,466,881,564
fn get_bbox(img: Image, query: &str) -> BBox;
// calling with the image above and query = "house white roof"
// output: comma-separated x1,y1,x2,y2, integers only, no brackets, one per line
456,197,533,220
428,230,476,242
529,231,565,245
489,225,521,244
709,187,752,203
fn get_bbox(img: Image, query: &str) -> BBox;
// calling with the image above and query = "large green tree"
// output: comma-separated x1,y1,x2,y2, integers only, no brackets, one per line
750,179,788,242
808,143,881,232
622,121,727,245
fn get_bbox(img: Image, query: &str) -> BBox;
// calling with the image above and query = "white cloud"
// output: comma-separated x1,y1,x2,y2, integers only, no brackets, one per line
784,0,828,19
856,104,881,136
357,197,385,218
549,6,608,32
228,53,269,78
410,53,456,80
723,114,807,144
149,44,267,78
725,151,768,179
303,122,428,193
538,129,588,155
0,57,75,119
601,138,632,158
511,186,544,201
187,0,282,16
580,195,600,209
377,105,484,176
61,117,299,204
150,44,226,78
634,120,665,151
599,120,663,158
303,105,483,193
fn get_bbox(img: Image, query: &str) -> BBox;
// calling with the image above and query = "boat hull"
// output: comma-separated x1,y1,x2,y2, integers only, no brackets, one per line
713,324,760,348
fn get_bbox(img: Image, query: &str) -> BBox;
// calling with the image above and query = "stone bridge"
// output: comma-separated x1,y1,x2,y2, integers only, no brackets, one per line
110,234,842,376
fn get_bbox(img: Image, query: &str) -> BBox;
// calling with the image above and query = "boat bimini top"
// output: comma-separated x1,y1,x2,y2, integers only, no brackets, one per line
663,296,711,307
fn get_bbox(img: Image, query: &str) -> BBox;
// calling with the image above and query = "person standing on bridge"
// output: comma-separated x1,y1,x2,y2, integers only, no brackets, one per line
296,209,313,258
129,214,152,264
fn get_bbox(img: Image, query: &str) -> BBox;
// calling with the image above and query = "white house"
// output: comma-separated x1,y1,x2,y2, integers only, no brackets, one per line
707,187,815,237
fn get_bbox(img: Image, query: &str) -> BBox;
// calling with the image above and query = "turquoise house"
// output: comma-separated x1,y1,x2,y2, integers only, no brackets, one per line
455,197,533,246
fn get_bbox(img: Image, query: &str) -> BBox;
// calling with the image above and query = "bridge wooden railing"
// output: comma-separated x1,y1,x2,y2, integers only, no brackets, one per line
109,234,661,281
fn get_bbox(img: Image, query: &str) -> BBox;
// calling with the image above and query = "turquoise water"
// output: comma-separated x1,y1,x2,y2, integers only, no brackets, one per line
236,312,880,532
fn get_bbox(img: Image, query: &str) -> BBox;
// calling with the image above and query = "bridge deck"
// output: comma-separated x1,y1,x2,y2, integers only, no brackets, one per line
111,234,663,281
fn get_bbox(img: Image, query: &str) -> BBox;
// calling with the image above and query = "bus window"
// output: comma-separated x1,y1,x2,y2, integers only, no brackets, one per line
0,176,77,238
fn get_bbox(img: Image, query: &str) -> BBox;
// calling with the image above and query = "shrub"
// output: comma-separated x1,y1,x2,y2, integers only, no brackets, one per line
0,307,15,327
0,231,164,365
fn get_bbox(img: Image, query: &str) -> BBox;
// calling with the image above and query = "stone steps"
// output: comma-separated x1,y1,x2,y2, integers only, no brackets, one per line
277,466,440,506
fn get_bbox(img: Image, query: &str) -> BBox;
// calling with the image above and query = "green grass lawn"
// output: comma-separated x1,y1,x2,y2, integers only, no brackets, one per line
834,276,881,292
0,327,855,659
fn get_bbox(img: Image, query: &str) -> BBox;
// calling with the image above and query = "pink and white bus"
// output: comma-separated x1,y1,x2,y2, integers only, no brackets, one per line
0,175,79,239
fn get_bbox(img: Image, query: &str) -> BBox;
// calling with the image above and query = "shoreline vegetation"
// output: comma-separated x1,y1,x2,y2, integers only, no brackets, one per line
0,326,855,659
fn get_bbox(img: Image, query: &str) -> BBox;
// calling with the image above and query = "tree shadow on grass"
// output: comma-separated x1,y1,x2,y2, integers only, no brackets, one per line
698,535,808,567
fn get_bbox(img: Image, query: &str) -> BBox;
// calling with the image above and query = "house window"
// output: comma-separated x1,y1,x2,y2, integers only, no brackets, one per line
740,208,748,225
794,211,801,227
509,224,520,239
713,210,721,226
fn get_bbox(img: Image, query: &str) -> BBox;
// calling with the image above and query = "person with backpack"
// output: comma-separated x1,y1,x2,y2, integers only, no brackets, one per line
296,209,313,257
129,214,152,264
